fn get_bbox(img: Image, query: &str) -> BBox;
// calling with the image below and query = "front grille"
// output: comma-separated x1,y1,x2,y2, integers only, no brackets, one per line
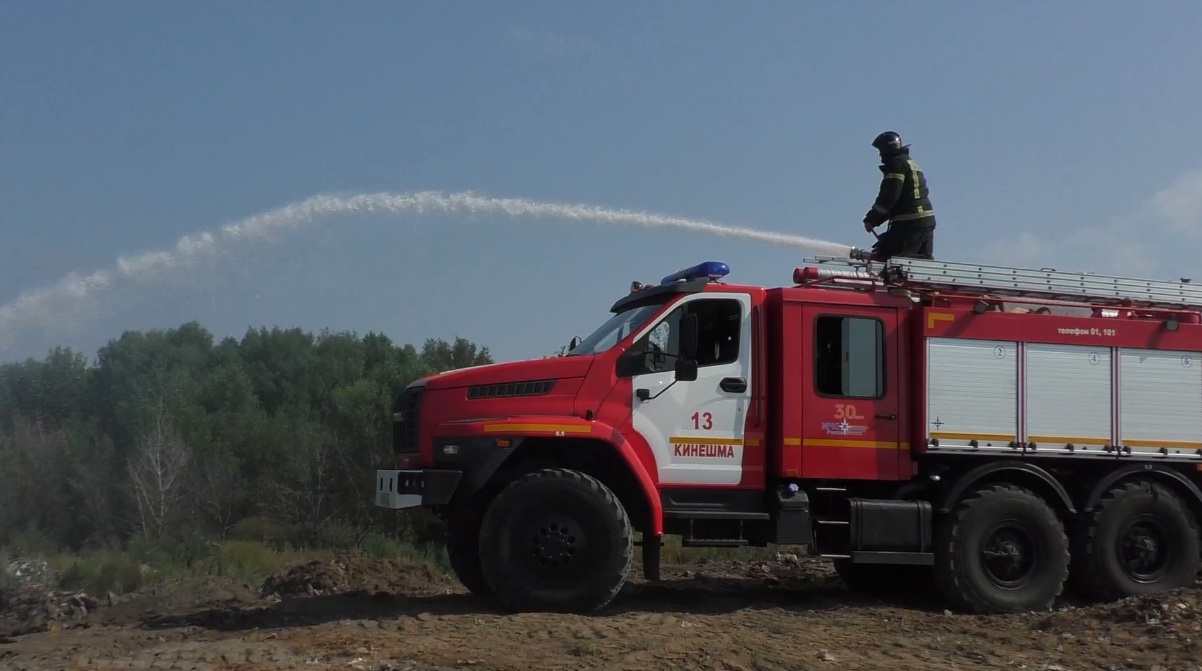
467,379,556,399
391,387,424,454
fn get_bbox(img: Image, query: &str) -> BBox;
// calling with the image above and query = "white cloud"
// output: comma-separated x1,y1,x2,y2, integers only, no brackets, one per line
988,225,1156,278
987,165,1202,280
1148,168,1202,236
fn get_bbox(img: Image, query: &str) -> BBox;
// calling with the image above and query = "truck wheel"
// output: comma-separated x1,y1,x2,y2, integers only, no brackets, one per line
1077,481,1200,602
477,468,634,613
444,506,492,599
934,483,1069,614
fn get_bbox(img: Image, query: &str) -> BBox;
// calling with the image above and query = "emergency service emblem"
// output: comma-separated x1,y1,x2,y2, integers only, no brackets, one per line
821,404,868,436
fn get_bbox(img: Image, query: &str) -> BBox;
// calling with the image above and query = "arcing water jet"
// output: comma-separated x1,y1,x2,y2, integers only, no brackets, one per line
0,190,853,347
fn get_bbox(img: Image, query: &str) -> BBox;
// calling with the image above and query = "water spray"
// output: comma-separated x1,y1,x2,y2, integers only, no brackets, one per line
0,190,853,347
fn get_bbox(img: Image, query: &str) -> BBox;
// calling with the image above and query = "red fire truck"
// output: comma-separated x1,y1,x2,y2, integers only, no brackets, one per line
375,256,1202,615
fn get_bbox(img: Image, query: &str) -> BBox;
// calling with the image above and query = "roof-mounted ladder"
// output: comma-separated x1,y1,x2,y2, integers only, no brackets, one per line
804,256,1202,311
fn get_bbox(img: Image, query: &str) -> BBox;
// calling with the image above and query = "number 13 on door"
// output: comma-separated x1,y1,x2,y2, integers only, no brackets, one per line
691,411,713,430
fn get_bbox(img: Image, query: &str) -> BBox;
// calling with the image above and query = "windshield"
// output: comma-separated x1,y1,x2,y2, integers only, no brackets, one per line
567,304,663,356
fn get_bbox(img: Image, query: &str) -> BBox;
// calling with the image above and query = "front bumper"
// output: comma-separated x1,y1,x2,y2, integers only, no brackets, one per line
374,469,463,509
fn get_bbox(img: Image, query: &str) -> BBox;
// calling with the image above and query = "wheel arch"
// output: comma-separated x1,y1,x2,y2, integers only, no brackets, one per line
936,461,1077,515
487,435,662,536
1083,463,1202,523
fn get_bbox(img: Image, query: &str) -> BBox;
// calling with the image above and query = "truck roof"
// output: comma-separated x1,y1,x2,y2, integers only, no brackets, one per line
622,257,1202,323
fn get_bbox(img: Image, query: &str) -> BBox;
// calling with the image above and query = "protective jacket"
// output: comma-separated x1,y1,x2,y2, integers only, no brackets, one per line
869,147,935,228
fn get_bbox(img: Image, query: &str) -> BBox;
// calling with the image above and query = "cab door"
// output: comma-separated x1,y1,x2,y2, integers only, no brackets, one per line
799,305,904,480
626,292,754,486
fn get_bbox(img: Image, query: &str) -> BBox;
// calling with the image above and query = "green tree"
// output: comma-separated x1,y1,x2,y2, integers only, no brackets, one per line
0,321,493,553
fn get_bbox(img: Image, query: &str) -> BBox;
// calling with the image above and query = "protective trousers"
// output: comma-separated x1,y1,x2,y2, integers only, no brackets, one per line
873,222,934,260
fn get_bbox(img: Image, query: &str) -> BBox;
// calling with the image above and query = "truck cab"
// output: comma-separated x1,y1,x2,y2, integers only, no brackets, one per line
376,257,1202,615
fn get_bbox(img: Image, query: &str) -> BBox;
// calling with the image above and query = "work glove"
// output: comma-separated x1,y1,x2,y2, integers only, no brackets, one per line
865,215,884,236
863,211,881,232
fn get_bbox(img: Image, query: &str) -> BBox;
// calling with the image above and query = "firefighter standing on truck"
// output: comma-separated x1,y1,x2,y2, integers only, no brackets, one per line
862,131,936,260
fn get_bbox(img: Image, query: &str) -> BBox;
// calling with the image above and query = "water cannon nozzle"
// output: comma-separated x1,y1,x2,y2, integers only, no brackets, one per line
848,247,873,262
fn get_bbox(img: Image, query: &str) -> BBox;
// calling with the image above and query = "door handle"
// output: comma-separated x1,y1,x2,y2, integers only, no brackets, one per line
875,413,897,420
720,377,747,393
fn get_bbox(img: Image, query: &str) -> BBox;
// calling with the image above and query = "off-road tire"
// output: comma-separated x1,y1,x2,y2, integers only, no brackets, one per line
478,468,634,613
834,559,934,597
1074,481,1200,602
444,506,492,599
934,484,1070,614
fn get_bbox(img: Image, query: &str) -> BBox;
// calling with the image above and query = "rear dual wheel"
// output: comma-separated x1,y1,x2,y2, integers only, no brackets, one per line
477,468,634,613
1074,481,1200,602
934,484,1070,614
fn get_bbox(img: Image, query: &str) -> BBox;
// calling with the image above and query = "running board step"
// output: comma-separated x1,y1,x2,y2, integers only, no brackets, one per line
662,510,770,521
681,538,750,548
849,551,934,565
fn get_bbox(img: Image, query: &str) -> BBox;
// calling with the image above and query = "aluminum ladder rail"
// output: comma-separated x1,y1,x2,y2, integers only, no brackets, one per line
804,256,1202,310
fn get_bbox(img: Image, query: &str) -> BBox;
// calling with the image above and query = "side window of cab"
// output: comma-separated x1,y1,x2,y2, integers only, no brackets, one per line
618,298,743,377
813,314,884,398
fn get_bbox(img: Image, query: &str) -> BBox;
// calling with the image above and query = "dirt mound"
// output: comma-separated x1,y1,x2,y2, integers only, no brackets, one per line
1089,587,1202,625
1028,585,1202,643
701,553,839,582
0,583,97,638
97,576,264,625
260,553,453,598
1,572,267,637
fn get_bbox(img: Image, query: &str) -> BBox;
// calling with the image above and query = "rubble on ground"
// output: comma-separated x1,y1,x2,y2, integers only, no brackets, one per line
0,582,97,638
2,550,1201,671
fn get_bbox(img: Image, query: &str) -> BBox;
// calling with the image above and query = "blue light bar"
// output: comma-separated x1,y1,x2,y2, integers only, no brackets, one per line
660,261,731,285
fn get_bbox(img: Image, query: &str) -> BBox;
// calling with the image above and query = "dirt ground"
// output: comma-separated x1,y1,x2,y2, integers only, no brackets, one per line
3,553,1201,671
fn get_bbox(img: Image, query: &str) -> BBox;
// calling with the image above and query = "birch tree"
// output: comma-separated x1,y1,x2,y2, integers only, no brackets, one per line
126,400,191,539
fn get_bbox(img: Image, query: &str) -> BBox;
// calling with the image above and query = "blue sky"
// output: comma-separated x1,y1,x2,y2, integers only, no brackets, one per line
2,1,1202,363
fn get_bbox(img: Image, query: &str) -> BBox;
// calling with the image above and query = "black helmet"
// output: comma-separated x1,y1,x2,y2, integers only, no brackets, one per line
872,131,903,152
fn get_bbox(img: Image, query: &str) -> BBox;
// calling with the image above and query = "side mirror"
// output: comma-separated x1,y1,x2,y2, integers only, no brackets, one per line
679,313,699,360
674,358,698,382
568,335,582,351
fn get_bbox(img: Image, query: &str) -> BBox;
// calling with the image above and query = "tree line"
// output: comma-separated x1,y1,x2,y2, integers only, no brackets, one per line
0,321,492,553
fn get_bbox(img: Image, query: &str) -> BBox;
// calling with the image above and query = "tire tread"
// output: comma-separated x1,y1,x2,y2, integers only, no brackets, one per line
934,483,1069,614
445,507,492,599
478,467,633,613
1079,480,1200,602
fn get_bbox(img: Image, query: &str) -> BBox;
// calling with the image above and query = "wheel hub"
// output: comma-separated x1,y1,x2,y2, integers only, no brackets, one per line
1118,518,1170,583
980,523,1037,589
531,518,581,568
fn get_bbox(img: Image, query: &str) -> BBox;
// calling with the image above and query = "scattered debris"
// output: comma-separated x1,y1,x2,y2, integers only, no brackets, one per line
4,561,55,587
0,552,1199,670
0,583,97,637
